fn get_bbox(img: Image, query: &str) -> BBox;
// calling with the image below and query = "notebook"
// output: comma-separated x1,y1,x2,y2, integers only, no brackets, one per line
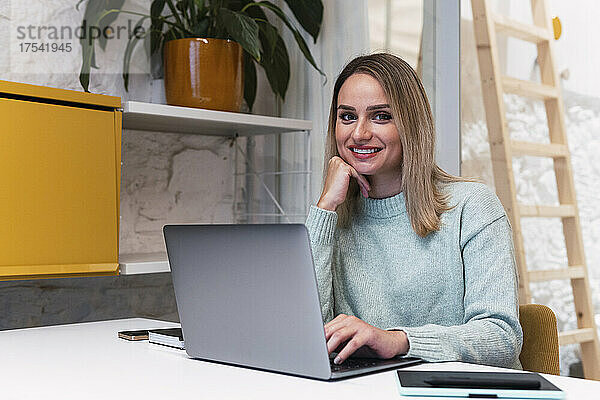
148,328,185,350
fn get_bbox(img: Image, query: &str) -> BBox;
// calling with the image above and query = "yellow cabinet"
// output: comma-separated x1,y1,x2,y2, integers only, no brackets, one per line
0,81,121,279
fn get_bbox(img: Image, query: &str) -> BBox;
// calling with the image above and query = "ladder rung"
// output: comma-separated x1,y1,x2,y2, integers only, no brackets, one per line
493,14,552,43
519,204,576,218
529,266,586,282
502,76,559,100
511,141,568,158
559,328,596,346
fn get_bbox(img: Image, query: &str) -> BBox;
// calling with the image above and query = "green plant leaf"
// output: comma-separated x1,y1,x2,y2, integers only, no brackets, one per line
123,16,150,91
90,45,99,69
250,1,324,76
165,0,185,28
75,0,87,11
257,20,278,61
150,0,166,54
187,0,197,24
164,25,185,42
194,0,209,33
176,0,191,28
79,44,92,92
218,8,261,61
79,1,105,90
238,0,269,49
226,0,250,12
144,26,168,61
78,3,122,91
243,51,257,111
236,0,271,60
190,17,210,36
97,0,126,51
151,0,167,17
259,30,289,100
282,0,322,43
195,0,208,18
239,0,267,20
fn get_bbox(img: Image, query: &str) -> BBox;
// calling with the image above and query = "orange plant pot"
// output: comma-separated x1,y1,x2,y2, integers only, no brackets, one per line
164,38,243,112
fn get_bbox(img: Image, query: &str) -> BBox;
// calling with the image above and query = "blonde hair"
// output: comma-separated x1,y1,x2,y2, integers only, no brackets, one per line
324,53,468,237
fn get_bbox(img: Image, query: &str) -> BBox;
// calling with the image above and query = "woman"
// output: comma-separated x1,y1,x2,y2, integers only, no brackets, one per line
305,53,522,369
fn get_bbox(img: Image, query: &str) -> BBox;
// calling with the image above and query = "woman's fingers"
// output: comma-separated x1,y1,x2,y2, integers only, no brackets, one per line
325,313,347,328
326,327,355,354
324,313,348,330
348,167,370,197
336,158,368,197
324,314,349,340
324,315,404,363
325,321,346,340
334,335,368,364
350,168,371,191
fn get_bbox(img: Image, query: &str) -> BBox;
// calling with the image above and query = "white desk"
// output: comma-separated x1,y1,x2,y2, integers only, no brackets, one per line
1,318,597,399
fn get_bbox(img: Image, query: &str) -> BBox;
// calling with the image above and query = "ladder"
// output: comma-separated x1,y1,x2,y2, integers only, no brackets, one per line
471,0,600,379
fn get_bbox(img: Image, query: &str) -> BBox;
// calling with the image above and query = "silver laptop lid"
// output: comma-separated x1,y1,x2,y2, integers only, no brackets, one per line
164,224,332,379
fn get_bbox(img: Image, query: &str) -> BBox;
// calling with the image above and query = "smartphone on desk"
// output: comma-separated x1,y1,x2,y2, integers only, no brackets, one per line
118,329,149,341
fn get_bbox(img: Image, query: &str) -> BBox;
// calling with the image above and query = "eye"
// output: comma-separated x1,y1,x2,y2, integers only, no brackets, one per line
339,112,357,122
373,112,392,122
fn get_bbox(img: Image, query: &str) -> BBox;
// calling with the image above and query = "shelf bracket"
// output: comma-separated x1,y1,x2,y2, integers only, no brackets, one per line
235,140,292,223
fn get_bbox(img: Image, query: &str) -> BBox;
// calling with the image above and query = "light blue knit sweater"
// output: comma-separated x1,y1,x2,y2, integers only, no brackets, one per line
305,181,523,369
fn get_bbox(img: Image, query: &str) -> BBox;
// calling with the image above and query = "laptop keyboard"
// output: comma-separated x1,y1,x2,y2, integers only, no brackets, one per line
329,357,386,372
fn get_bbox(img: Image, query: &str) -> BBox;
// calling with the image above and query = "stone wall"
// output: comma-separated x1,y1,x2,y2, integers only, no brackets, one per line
0,274,178,330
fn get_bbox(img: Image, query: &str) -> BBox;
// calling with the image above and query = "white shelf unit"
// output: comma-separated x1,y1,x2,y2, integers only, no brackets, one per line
119,252,170,275
122,101,312,136
119,101,312,275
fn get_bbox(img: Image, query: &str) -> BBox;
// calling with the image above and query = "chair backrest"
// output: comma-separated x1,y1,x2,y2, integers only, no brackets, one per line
519,304,560,375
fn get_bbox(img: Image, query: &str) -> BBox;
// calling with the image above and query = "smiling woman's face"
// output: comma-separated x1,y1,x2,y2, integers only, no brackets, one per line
335,73,403,180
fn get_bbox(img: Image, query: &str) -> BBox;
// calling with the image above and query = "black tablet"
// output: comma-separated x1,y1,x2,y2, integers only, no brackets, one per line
396,370,564,399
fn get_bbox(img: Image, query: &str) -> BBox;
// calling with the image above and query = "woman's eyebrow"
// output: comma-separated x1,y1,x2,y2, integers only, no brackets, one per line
337,104,390,111
366,104,390,111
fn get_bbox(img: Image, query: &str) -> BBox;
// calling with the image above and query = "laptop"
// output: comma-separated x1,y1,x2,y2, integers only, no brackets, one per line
163,223,422,380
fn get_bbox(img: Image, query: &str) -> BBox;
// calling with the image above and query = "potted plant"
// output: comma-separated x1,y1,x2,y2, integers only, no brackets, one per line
77,0,324,112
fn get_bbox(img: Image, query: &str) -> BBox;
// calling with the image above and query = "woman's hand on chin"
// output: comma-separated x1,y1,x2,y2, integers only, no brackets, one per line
324,314,409,364
317,156,370,211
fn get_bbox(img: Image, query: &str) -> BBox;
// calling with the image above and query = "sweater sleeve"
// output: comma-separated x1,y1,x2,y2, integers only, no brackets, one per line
391,212,523,368
305,205,338,323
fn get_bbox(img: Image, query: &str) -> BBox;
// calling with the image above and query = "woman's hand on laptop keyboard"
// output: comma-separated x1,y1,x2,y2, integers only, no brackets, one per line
324,314,409,365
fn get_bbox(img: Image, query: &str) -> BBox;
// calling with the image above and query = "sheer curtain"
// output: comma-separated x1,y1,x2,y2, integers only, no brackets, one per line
279,0,371,218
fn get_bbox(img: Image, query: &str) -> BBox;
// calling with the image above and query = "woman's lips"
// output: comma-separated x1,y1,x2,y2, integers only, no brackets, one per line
349,147,382,159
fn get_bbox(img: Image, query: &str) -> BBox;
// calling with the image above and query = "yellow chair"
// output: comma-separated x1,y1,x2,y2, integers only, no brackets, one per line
519,304,560,375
